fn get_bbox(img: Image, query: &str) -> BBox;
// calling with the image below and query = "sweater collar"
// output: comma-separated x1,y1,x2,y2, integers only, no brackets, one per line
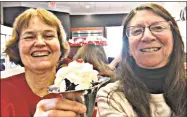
133,63,169,94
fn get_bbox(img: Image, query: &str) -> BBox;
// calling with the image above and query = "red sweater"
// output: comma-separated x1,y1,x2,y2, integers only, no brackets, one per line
1,73,42,117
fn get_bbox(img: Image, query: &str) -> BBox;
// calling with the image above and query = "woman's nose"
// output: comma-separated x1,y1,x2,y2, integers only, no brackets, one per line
141,28,156,43
34,36,46,46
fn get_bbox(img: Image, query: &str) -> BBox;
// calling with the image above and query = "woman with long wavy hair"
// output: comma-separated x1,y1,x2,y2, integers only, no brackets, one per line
96,3,186,117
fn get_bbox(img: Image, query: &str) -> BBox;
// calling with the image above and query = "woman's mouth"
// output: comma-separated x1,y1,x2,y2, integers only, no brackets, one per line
31,51,51,57
140,47,161,52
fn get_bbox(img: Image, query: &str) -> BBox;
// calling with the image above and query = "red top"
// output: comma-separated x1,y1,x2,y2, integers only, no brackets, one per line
1,73,42,117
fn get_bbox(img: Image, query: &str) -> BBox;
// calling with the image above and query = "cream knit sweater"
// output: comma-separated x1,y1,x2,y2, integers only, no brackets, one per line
96,81,172,117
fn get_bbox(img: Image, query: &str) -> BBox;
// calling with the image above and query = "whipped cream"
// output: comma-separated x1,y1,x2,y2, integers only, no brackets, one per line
55,60,99,91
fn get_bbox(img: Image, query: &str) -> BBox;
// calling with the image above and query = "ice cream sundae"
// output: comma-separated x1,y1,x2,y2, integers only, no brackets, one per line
52,59,99,92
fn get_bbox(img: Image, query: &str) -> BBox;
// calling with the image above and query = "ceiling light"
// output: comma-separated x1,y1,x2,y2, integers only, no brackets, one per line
86,5,90,8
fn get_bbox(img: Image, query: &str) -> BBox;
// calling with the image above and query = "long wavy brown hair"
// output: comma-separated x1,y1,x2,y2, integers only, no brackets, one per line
73,44,115,78
5,8,70,67
113,3,186,117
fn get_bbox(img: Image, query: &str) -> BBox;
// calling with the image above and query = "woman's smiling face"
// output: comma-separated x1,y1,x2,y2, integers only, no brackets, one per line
127,10,173,69
19,16,61,71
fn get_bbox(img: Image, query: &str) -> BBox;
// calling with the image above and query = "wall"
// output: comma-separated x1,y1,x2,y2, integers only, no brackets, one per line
51,10,71,39
70,14,126,28
105,26,123,57
3,7,28,27
0,2,2,24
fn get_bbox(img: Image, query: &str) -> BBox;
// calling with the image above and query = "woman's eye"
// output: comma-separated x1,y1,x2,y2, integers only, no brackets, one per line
152,26,163,30
44,35,55,39
24,36,34,40
151,25,167,32
131,29,143,36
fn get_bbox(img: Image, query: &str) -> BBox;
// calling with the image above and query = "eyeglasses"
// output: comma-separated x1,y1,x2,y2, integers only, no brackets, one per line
125,21,171,38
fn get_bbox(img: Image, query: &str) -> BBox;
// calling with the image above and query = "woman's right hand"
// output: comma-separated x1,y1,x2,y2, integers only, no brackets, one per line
34,96,86,117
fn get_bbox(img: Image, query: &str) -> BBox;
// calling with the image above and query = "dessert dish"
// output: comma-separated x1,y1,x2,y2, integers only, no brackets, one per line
49,59,99,93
